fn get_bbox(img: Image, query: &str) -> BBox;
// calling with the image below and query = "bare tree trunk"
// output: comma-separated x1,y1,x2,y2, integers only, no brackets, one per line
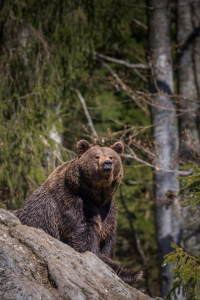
147,1,182,297
194,3,200,99
177,0,200,256
177,0,200,161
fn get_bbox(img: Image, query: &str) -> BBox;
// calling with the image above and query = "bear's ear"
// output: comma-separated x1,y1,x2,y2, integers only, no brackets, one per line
77,140,91,157
111,142,124,156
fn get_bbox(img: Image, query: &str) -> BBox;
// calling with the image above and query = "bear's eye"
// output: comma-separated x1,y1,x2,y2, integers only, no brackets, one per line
95,156,100,159
109,156,113,160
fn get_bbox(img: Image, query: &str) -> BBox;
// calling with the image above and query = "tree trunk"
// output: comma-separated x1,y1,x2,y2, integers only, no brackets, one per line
177,0,200,256
147,1,182,297
177,0,200,161
194,3,200,100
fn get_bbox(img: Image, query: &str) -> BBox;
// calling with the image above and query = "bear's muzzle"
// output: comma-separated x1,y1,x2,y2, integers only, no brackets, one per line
103,160,112,170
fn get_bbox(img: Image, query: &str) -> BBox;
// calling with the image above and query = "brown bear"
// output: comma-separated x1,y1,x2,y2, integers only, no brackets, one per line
18,140,142,284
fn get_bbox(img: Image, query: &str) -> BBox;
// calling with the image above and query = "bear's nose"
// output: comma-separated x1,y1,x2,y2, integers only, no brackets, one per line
103,160,112,169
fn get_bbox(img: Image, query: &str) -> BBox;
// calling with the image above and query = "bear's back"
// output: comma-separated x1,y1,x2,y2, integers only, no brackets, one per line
17,160,74,238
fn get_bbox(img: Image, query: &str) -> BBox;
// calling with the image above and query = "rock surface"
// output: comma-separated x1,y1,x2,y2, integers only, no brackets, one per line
0,209,156,300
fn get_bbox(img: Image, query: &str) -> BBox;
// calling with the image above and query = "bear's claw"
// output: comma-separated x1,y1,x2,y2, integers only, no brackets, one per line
120,269,143,285
132,270,143,282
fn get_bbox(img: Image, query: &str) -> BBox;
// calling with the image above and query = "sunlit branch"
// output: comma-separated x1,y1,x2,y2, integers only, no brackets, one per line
72,88,99,141
92,51,149,69
122,152,190,175
123,145,191,175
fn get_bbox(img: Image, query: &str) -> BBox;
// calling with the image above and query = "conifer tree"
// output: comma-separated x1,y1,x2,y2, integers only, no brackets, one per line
163,162,200,299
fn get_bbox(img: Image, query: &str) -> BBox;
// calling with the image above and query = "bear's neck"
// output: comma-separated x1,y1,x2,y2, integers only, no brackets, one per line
80,179,119,207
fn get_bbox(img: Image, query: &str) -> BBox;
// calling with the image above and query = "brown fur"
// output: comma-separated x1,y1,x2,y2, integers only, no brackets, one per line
18,140,142,284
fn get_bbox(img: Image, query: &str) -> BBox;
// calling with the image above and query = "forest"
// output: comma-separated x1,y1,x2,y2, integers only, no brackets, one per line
0,0,200,299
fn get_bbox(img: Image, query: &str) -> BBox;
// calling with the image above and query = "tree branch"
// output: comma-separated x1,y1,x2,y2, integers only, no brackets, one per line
133,18,148,30
133,68,148,82
93,51,149,69
123,145,190,175
101,61,149,114
72,89,99,140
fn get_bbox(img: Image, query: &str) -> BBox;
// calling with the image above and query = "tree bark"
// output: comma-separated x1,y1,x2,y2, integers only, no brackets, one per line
147,1,182,297
177,0,200,161
194,3,200,100
177,0,200,256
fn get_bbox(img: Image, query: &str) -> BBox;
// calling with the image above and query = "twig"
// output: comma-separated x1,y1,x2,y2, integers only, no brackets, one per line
101,61,149,114
110,108,199,146
120,186,152,296
71,88,99,140
122,152,190,175
53,151,64,164
136,91,199,112
133,69,148,82
27,23,50,59
132,18,148,30
91,51,149,69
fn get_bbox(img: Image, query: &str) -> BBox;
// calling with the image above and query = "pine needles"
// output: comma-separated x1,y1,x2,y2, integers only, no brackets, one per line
163,162,200,300
163,243,200,300
177,162,200,209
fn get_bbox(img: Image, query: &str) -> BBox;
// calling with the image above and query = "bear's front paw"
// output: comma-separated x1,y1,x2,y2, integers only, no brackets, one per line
131,270,143,283
119,269,143,285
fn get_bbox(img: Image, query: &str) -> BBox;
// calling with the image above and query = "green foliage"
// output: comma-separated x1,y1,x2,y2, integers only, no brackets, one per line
0,87,68,208
0,0,97,207
177,162,200,209
0,0,159,293
163,243,200,300
163,163,200,299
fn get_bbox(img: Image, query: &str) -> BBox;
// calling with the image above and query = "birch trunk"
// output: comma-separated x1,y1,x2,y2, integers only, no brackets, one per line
177,0,200,256
147,1,182,297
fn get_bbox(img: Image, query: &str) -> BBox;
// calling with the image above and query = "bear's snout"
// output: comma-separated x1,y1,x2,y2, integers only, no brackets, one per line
103,160,112,169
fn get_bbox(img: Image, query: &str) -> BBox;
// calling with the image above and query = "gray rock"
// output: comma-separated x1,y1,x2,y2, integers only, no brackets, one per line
0,209,152,300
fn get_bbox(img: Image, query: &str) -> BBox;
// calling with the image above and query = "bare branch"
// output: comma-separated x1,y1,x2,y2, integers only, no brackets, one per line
135,90,199,113
93,51,149,69
101,61,149,114
72,89,99,140
53,151,64,164
133,18,148,30
122,151,190,175
133,68,148,82
26,23,50,59
115,109,198,143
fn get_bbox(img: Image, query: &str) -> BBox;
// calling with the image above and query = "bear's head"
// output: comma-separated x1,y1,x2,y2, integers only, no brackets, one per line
76,140,124,191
